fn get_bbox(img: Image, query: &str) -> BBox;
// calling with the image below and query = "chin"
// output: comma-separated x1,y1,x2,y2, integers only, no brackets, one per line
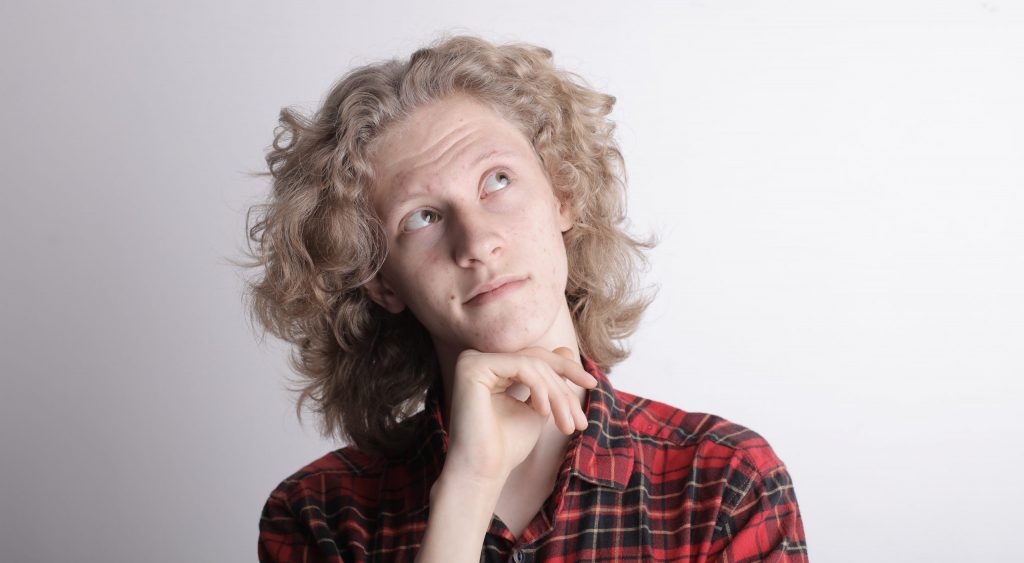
466,332,539,354
462,314,554,354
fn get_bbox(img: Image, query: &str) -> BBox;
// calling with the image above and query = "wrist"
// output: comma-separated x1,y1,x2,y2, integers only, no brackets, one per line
432,464,507,501
419,465,505,562
441,443,511,487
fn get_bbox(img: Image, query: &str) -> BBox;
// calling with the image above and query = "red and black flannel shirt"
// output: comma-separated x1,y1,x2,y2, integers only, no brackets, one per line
259,359,808,562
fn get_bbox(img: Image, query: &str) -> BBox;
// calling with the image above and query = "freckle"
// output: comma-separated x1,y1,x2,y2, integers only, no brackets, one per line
449,294,456,301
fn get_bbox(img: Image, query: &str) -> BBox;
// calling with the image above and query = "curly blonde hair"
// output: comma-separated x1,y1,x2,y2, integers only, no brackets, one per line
243,35,654,458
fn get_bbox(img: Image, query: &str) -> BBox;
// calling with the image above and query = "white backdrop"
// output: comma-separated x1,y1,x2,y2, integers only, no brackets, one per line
1,1,1021,561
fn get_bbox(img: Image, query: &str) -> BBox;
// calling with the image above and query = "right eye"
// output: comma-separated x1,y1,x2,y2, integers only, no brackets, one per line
402,208,441,232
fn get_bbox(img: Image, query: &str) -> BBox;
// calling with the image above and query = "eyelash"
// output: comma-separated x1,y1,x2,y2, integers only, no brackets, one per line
399,168,513,234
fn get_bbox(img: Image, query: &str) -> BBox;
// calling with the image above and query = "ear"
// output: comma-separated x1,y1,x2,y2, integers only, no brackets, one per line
557,196,575,233
362,273,407,314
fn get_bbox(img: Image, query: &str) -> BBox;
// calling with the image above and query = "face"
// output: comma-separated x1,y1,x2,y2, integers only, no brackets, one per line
363,95,575,360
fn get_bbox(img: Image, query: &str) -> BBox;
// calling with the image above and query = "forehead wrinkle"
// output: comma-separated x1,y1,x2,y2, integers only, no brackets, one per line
386,124,493,201
372,100,533,215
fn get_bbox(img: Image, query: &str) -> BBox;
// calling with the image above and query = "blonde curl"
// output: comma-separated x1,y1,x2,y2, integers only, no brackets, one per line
240,35,655,458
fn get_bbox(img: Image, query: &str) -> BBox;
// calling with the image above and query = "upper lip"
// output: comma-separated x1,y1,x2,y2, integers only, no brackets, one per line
464,274,528,304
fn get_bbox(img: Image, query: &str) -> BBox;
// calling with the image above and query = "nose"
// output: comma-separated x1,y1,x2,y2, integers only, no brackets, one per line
451,207,503,267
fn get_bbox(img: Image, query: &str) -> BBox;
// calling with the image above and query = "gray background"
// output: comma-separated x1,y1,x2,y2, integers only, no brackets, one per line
2,1,1022,561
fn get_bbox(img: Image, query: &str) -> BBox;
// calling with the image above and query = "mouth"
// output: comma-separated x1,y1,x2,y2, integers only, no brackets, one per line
464,274,529,306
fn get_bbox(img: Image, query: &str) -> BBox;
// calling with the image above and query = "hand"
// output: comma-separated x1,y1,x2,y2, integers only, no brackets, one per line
442,347,598,486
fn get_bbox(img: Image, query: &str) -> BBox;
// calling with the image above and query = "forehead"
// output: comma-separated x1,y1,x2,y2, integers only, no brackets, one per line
373,94,527,156
368,95,534,200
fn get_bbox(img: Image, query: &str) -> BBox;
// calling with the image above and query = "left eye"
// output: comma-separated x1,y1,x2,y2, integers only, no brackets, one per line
481,170,511,195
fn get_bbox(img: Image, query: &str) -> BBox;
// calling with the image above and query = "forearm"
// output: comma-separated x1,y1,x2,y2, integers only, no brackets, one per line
415,469,505,563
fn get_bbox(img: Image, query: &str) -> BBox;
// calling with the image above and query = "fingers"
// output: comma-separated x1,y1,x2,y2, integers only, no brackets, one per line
527,352,591,435
552,347,576,361
539,364,576,434
526,358,577,434
521,347,599,390
545,365,589,433
455,347,595,435
527,376,551,416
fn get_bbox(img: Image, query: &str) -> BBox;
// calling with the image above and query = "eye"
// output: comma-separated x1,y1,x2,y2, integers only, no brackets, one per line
481,170,511,195
402,208,441,232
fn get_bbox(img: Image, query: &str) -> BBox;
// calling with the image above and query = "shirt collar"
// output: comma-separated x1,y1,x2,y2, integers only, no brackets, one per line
417,357,635,491
570,357,636,490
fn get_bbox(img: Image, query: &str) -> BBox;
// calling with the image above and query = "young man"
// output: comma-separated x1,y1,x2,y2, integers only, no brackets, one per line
250,36,807,562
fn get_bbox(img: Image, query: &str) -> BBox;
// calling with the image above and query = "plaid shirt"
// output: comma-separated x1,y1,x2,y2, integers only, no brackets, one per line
259,359,808,562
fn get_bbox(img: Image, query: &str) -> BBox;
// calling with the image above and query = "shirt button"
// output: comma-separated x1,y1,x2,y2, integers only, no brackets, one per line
511,550,524,563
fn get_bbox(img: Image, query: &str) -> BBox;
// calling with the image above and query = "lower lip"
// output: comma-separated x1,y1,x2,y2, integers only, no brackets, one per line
466,278,528,307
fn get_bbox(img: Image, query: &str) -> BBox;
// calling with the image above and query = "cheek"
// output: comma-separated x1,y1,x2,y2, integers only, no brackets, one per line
519,213,569,292
388,251,454,308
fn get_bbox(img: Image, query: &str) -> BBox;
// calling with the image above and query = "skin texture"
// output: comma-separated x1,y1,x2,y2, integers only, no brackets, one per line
365,94,575,363
363,96,596,552
363,93,590,433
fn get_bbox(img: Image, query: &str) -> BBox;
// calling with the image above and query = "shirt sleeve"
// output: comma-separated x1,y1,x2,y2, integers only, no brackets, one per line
712,459,809,562
258,486,345,563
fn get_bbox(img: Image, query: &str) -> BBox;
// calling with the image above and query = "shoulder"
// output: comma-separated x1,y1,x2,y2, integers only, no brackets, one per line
611,387,807,557
263,445,389,509
613,387,790,478
261,407,438,520
258,446,393,561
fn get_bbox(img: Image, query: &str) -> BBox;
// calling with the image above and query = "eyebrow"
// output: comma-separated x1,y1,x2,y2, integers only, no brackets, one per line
470,148,508,168
382,147,518,222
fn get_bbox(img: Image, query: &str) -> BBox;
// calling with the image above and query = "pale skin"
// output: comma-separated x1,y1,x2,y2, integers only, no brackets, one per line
362,94,595,561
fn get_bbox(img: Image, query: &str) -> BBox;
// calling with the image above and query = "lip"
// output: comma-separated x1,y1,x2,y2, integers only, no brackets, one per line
464,275,529,306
